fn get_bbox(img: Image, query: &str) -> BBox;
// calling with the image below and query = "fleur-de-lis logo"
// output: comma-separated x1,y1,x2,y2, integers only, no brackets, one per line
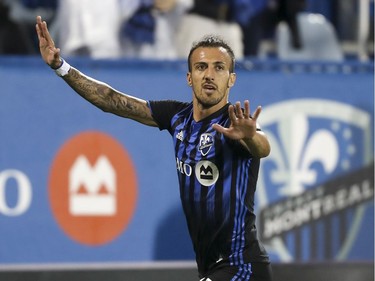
270,114,339,197
199,133,213,156
256,99,372,262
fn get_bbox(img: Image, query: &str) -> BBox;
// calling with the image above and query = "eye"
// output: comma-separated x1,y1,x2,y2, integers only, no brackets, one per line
216,65,224,71
195,64,206,71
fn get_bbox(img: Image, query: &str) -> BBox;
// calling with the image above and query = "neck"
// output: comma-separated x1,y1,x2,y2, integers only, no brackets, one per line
193,99,228,122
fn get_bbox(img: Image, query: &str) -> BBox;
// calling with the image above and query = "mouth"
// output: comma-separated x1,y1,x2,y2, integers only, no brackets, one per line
202,83,217,93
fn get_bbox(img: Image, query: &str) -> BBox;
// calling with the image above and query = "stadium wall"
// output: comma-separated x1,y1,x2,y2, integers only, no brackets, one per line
0,57,373,280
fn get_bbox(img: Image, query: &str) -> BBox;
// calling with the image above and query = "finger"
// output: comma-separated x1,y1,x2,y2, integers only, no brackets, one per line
252,106,262,121
35,23,42,40
243,100,250,118
40,20,55,46
235,102,243,118
36,16,47,37
212,123,225,134
228,104,237,122
36,15,42,25
43,21,53,44
36,16,44,39
53,48,61,59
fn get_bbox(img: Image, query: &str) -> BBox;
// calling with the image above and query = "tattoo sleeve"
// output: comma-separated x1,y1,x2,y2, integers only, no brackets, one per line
62,67,157,126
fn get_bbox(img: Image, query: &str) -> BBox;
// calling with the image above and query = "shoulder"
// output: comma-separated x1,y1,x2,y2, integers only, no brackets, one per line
148,100,190,112
148,100,191,130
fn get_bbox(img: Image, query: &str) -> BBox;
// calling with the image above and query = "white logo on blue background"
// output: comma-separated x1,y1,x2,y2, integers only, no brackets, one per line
199,133,214,156
257,99,373,262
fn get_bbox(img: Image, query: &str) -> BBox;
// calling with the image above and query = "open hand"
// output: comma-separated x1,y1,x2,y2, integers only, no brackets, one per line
212,100,260,141
35,16,61,68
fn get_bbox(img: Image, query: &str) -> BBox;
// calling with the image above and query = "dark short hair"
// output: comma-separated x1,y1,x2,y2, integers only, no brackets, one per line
187,35,235,73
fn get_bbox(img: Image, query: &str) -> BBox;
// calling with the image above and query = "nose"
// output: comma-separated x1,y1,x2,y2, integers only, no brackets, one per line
204,66,215,81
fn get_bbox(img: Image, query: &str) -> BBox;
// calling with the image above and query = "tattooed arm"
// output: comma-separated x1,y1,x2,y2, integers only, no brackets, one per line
62,68,156,126
35,16,157,127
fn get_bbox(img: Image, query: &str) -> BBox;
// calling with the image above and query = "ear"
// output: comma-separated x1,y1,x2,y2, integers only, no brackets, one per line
228,72,236,88
187,72,192,86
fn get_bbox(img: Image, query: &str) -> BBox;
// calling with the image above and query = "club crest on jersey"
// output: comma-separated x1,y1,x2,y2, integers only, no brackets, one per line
198,133,214,156
176,130,184,141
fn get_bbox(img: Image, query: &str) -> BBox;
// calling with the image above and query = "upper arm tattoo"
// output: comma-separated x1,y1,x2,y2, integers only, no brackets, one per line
63,67,157,126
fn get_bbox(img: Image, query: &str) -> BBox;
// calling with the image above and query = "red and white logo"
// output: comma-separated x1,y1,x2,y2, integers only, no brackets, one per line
49,131,137,246
69,155,116,216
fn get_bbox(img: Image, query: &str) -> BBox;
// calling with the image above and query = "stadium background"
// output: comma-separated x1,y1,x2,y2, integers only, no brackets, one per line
0,56,373,280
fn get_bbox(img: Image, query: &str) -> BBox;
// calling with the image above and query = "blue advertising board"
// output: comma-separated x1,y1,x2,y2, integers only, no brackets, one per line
0,57,373,266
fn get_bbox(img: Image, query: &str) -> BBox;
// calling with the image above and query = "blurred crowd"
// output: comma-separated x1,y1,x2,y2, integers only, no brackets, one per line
0,0,373,60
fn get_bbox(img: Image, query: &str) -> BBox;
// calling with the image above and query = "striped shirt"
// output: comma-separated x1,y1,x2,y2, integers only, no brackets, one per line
148,100,269,277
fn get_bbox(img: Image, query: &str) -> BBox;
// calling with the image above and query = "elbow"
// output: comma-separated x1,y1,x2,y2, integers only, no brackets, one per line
261,143,271,158
256,131,271,158
252,144,270,159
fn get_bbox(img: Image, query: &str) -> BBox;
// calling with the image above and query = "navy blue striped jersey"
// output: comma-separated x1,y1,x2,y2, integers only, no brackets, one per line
148,100,269,276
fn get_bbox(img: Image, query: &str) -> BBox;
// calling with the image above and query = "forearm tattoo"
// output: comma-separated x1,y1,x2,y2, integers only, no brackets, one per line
63,67,155,125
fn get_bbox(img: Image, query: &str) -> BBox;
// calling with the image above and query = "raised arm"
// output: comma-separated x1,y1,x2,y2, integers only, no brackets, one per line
35,16,157,126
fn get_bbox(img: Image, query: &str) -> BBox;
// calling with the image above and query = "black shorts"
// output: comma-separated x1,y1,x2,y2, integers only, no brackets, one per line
200,262,273,281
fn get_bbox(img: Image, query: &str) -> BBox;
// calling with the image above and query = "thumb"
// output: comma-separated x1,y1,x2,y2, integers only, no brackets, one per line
53,47,61,58
212,123,226,134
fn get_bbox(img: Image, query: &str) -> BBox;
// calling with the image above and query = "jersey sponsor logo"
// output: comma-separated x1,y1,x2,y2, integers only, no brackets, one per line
198,133,214,156
49,131,137,246
195,160,219,186
176,157,193,176
257,99,373,262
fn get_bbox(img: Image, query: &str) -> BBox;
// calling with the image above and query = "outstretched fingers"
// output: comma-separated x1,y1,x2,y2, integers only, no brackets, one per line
252,105,262,121
36,17,46,40
228,103,237,122
232,100,254,121
234,102,243,119
243,100,262,121
36,16,61,67
38,16,53,45
35,18,45,42
231,100,263,127
243,100,250,118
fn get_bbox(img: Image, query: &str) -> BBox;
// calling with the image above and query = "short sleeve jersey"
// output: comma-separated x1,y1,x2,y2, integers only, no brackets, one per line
148,100,269,276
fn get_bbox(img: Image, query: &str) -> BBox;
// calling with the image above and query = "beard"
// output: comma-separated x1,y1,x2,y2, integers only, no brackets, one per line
193,87,227,109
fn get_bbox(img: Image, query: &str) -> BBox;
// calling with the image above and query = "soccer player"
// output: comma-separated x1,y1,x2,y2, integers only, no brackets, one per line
36,15,272,281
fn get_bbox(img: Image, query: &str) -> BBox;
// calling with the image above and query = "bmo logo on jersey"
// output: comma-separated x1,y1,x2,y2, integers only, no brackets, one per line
176,158,219,187
195,160,219,186
49,131,137,246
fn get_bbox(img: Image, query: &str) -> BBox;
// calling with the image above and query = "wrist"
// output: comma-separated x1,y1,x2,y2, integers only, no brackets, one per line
53,58,71,77
50,58,63,70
